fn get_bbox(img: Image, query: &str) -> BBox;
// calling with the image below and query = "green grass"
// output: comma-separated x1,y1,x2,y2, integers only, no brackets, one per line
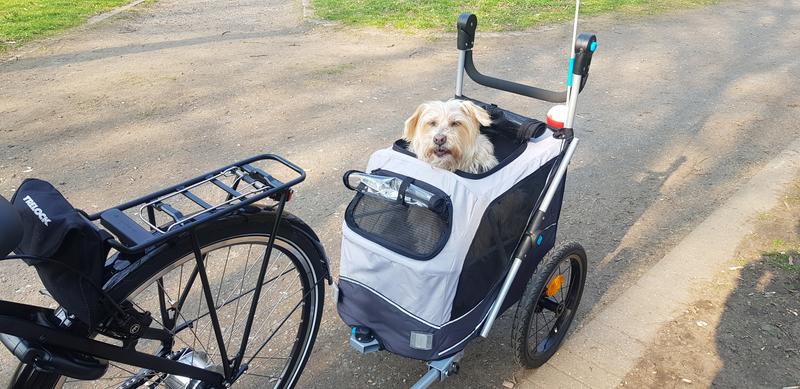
772,238,787,249
311,62,356,76
0,0,132,52
763,251,800,274
312,0,718,31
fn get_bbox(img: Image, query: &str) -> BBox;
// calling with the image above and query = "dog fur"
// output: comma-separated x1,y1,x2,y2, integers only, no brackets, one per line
403,99,498,174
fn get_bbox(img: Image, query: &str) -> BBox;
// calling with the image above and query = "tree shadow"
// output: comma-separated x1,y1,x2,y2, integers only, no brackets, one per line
712,255,800,387
1,0,800,387
0,29,306,74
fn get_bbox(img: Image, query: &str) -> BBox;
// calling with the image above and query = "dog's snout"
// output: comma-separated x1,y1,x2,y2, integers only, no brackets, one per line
433,134,447,145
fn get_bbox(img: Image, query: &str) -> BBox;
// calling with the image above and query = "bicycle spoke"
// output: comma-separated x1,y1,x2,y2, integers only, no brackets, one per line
176,265,199,315
156,278,168,324
192,268,204,360
193,251,295,362
157,248,297,370
243,371,281,379
129,300,195,353
95,363,159,389
205,246,233,351
210,353,290,361
134,290,213,363
177,264,184,305
247,287,310,365
544,309,557,329
195,250,289,343
109,363,137,376
225,244,254,351
241,260,298,341
215,246,233,303
536,310,556,335
248,272,303,344
249,355,291,360
533,305,539,350
559,263,572,303
178,273,287,333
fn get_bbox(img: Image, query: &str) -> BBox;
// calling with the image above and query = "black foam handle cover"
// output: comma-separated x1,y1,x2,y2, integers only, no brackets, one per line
464,51,567,103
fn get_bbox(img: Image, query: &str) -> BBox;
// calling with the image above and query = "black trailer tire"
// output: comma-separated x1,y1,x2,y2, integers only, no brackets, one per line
512,241,587,368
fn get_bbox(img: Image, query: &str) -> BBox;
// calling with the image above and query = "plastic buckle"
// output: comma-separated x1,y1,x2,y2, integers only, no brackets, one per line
552,127,574,140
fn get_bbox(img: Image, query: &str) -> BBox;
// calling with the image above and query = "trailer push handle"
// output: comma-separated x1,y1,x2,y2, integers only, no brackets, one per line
455,13,596,103
462,10,597,337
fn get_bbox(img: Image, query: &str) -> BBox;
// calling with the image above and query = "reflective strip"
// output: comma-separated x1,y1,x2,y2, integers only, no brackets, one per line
567,58,575,87
410,331,434,350
340,276,443,329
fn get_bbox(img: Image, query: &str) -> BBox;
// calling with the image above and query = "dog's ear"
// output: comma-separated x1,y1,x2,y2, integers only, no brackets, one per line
460,100,493,127
404,103,427,141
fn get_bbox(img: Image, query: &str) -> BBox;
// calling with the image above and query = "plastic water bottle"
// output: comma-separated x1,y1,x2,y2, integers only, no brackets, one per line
347,172,436,208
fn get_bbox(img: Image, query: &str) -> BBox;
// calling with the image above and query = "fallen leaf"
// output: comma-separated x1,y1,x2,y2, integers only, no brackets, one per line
696,320,708,327
681,378,693,384
502,381,515,388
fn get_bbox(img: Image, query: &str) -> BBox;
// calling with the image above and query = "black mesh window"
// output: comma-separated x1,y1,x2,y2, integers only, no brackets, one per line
345,174,451,260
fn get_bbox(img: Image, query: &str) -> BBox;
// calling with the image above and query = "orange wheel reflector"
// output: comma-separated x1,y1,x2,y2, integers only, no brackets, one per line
545,274,565,297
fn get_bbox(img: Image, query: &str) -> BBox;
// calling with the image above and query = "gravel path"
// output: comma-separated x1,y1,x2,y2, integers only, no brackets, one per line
1,0,799,387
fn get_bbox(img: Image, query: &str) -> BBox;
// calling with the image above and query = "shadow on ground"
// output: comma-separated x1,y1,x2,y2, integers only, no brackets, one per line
713,258,800,387
1,0,800,387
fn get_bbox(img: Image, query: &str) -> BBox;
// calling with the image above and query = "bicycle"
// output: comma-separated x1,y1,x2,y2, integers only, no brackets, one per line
0,155,330,388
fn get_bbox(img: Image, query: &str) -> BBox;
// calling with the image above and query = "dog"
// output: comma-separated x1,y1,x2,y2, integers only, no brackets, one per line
403,99,498,174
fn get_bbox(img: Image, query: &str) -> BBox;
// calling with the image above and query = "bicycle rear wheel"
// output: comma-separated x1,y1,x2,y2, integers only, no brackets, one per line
11,209,326,389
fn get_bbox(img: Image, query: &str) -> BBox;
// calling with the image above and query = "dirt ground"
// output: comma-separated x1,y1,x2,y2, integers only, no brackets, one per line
2,0,800,387
621,181,800,388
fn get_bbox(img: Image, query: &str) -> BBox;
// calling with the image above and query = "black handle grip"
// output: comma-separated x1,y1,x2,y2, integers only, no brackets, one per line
573,33,597,92
457,13,478,50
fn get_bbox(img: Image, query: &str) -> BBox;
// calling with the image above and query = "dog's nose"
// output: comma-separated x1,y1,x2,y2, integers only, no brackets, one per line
433,134,447,145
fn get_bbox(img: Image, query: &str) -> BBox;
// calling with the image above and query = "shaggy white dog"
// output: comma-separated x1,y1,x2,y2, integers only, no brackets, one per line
403,99,498,173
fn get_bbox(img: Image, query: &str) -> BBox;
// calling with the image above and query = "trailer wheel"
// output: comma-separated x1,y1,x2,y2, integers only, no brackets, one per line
512,242,587,368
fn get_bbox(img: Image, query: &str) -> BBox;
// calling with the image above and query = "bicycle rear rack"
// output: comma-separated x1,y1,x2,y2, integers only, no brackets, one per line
87,154,305,254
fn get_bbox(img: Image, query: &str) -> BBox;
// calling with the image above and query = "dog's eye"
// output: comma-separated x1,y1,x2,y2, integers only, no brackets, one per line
451,121,461,127
428,120,438,127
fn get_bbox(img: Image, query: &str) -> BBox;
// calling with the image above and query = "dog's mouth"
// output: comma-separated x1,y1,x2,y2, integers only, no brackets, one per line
433,146,450,158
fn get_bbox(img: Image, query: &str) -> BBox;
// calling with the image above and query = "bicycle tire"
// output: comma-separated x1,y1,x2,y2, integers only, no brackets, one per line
512,241,587,368
11,208,326,389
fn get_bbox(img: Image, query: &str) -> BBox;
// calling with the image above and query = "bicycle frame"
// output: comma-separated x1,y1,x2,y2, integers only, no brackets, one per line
1,300,225,385
1,154,315,387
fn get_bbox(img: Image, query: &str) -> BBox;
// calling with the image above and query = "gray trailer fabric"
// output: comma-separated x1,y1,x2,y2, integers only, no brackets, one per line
337,278,498,360
338,130,565,359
